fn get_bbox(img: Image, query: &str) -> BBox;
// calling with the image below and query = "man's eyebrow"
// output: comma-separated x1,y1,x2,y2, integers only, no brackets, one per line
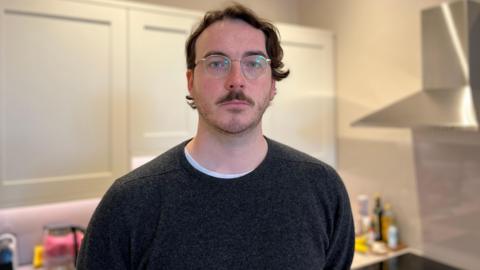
243,51,268,58
202,51,228,58
201,50,268,59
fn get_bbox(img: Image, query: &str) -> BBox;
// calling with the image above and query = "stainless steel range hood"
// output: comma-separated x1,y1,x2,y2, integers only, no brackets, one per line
352,0,480,130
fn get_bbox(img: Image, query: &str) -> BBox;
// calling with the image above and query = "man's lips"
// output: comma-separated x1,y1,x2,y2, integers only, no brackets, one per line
219,99,252,106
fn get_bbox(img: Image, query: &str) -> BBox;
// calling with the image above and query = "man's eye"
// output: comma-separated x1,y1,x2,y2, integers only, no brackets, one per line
245,60,262,68
208,61,227,69
207,58,228,69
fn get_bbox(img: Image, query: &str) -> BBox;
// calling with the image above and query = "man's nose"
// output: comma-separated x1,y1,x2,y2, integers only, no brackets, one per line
224,61,245,90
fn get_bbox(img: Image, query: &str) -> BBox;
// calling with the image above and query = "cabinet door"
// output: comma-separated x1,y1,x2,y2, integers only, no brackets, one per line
263,24,336,167
0,0,128,207
129,10,198,157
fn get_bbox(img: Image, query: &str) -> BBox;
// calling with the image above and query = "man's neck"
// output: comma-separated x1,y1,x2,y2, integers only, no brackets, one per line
186,123,268,174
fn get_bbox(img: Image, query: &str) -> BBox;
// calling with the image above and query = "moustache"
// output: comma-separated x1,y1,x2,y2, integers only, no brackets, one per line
216,91,255,106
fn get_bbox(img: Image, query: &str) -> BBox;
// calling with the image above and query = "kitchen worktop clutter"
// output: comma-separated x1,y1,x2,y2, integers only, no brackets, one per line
355,194,400,255
1,223,85,270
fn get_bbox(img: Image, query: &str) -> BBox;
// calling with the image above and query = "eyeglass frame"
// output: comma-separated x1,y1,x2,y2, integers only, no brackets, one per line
193,53,272,80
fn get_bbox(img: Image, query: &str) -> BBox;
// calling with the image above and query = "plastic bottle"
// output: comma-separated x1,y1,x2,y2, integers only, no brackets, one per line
388,221,399,250
381,203,393,241
0,233,18,270
357,194,369,234
357,194,369,217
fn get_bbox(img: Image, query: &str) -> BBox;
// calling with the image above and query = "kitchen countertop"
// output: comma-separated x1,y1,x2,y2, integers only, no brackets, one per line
355,252,461,270
351,247,414,269
18,248,415,269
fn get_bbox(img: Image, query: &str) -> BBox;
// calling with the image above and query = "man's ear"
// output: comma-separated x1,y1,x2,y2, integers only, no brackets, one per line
270,80,277,100
187,69,194,94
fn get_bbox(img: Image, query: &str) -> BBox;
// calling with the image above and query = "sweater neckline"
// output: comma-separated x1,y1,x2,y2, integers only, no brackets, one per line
183,147,253,179
178,137,274,185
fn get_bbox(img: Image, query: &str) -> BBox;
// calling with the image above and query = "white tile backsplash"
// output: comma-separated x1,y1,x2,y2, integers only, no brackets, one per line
413,129,480,270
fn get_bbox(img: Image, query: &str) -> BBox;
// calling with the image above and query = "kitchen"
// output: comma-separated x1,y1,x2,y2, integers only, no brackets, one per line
1,0,479,269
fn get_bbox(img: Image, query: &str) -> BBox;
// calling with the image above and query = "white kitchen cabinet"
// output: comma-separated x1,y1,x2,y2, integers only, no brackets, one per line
263,24,336,167
128,8,199,156
0,0,128,207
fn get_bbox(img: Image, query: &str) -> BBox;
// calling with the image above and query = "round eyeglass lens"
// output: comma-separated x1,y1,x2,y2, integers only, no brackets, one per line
204,55,230,77
241,55,269,79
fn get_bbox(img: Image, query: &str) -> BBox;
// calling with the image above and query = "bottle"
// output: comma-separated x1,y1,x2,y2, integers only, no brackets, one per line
0,233,18,270
357,194,369,217
361,216,371,236
356,194,369,234
381,203,393,241
387,221,399,250
373,194,383,241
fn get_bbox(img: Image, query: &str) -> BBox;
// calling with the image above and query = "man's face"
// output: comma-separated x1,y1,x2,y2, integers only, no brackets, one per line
187,19,276,135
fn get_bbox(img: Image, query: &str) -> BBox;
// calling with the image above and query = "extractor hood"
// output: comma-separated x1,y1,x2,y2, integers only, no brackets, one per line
352,0,480,130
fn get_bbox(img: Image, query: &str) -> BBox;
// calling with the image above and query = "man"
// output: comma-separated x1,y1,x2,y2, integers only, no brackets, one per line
78,4,354,270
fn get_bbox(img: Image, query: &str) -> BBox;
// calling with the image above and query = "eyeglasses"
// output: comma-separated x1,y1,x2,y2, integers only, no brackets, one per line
195,54,271,80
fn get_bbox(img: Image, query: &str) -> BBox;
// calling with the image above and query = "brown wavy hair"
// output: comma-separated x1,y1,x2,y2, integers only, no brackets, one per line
185,3,290,108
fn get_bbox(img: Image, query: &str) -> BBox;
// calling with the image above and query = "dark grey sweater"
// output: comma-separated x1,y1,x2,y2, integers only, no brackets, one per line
77,138,354,269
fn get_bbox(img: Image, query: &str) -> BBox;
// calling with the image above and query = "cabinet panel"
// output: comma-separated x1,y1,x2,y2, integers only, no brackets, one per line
129,10,198,156
264,25,336,166
0,0,128,207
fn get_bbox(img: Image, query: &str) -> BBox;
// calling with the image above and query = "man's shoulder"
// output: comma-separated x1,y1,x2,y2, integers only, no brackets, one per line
115,141,187,187
266,137,341,182
267,138,330,167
